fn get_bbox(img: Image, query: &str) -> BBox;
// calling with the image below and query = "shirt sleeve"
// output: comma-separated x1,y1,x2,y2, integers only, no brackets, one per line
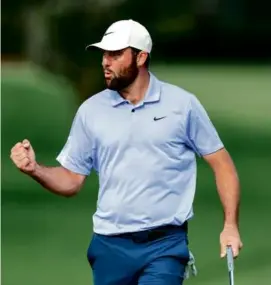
184,95,224,157
56,106,93,175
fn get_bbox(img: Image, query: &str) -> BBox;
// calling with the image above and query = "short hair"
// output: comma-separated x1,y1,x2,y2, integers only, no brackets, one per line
131,47,150,68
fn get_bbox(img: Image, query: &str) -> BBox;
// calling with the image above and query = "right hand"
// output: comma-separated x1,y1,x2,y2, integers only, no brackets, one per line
10,139,37,174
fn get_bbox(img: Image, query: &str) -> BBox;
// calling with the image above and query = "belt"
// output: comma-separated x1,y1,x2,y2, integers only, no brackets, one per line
117,222,188,243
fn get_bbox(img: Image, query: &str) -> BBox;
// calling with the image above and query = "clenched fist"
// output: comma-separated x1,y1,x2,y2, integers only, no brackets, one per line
10,139,37,174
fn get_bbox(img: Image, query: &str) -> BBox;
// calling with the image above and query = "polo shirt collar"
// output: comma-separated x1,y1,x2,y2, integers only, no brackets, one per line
110,72,161,107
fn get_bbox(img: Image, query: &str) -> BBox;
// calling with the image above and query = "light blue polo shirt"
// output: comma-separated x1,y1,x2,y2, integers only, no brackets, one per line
56,72,224,235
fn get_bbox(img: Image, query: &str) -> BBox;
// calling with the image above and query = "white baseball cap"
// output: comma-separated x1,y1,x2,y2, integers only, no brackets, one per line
86,19,152,53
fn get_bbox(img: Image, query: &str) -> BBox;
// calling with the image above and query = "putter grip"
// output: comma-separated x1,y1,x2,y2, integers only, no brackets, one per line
226,246,234,271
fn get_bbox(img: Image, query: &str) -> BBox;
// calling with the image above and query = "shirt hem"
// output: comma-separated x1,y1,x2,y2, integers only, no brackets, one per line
92,217,193,236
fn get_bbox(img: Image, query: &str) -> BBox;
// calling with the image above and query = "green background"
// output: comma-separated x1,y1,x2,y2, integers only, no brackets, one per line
2,62,271,285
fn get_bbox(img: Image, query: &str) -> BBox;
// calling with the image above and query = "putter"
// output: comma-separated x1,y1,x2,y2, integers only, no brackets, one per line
226,246,234,285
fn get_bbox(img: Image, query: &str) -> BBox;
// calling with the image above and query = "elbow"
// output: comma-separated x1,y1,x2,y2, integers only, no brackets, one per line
63,185,81,198
64,191,77,198
60,168,85,198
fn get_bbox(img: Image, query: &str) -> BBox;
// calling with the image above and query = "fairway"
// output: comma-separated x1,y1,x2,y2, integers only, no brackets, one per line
2,62,271,285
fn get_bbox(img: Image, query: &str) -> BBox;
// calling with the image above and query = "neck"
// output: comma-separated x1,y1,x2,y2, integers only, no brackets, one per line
119,69,150,105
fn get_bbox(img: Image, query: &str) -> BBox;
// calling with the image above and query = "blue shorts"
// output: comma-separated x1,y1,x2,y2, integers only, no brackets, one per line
87,223,190,285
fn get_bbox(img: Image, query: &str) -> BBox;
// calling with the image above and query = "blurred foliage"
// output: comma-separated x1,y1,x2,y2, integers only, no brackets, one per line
2,63,271,285
2,0,271,102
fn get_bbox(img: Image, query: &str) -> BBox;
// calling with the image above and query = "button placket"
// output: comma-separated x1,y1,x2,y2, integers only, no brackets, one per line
129,104,143,145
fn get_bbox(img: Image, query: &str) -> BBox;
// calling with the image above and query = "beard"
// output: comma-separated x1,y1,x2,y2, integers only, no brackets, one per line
104,57,139,91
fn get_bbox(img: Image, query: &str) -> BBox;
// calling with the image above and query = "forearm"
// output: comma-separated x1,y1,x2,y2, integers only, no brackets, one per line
29,164,83,197
215,163,240,227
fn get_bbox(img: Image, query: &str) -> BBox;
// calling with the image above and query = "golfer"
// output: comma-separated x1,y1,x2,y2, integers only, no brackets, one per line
10,19,243,285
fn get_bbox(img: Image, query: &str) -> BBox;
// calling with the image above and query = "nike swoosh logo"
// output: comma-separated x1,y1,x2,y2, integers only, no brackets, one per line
104,31,114,36
153,116,166,121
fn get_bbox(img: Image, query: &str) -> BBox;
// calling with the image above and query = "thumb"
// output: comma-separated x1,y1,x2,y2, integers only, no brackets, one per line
22,139,31,149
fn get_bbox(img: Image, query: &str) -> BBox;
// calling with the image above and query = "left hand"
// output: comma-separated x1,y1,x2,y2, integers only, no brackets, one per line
220,225,243,258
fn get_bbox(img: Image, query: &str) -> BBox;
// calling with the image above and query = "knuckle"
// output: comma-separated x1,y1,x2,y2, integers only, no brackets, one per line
15,142,22,149
19,149,26,155
13,151,22,157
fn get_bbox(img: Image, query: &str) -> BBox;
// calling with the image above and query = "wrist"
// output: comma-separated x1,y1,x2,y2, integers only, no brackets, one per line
26,161,40,177
223,222,238,229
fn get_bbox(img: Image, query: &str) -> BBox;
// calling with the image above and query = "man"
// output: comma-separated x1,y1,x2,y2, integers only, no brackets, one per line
10,19,243,285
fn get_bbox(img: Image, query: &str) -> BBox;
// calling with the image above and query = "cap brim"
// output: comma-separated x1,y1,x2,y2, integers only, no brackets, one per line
85,42,104,51
85,41,129,52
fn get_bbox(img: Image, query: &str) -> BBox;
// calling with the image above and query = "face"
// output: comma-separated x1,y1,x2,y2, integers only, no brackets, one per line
102,48,140,91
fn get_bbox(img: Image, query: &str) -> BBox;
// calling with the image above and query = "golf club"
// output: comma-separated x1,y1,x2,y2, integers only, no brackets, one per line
226,246,234,285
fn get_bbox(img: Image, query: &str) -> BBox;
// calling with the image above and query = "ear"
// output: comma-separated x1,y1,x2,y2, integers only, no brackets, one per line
137,52,148,67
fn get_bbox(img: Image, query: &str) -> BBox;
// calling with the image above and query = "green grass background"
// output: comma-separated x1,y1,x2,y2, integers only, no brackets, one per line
2,62,271,285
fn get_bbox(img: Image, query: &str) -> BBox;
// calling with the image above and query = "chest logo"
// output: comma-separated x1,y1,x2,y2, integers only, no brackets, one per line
153,116,166,121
